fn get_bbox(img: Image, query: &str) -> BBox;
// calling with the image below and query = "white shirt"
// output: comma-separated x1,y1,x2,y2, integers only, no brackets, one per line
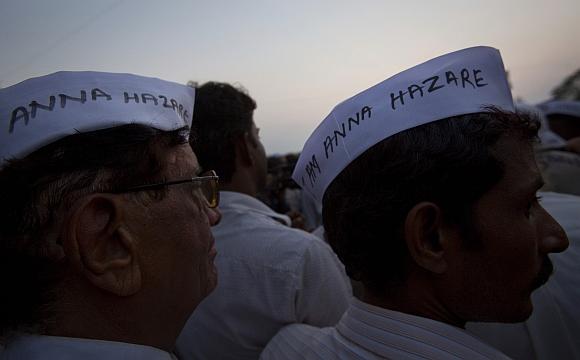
301,190,323,231
468,191,580,359
261,298,510,360
0,335,174,360
176,191,352,360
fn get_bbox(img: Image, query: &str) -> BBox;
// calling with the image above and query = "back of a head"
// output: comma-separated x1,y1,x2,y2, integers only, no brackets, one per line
322,109,539,295
190,82,257,183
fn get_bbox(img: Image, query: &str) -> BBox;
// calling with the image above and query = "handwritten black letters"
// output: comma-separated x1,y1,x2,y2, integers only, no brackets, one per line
324,106,372,159
390,68,488,110
7,89,190,133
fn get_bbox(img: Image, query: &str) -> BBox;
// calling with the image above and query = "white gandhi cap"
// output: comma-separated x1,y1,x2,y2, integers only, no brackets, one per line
292,46,514,202
0,71,195,168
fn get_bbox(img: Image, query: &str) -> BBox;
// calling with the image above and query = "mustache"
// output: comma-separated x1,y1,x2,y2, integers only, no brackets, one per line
531,256,554,290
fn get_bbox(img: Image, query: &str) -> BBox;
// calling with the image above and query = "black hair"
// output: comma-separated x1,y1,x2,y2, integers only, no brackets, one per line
189,82,256,182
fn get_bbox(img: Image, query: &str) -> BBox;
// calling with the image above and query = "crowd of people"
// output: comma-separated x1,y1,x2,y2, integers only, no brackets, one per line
260,153,323,232
0,46,579,360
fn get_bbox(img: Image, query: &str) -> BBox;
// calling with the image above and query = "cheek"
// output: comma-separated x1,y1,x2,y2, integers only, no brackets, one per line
173,218,215,295
159,200,210,271
461,215,540,284
187,216,217,297
477,208,539,262
179,210,210,255
473,221,541,306
478,232,537,293
495,222,538,266
182,206,215,267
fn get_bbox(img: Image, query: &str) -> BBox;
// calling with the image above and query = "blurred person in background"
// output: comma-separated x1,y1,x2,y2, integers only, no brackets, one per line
176,81,351,360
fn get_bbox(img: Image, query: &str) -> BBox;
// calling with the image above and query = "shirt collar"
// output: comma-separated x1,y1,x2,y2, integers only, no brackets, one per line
3,334,175,360
336,298,510,359
219,191,291,226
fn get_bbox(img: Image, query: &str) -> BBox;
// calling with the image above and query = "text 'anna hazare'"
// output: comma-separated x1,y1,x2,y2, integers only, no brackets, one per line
6,89,190,133
300,105,373,189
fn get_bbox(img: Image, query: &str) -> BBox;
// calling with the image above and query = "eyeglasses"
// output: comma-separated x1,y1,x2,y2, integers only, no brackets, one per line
114,170,219,208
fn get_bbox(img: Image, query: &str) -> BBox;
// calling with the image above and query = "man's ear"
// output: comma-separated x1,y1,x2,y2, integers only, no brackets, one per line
404,202,448,274
63,194,141,296
236,132,256,167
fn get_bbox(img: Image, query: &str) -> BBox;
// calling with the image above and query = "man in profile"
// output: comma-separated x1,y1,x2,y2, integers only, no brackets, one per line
0,71,221,359
176,82,351,360
468,190,580,359
465,104,580,359
261,46,568,359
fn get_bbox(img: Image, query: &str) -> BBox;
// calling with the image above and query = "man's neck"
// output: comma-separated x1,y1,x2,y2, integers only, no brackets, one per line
361,282,466,329
46,285,179,352
220,169,259,198
220,182,256,198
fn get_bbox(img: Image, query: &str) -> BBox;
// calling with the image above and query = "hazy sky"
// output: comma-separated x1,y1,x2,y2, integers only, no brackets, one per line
1,0,579,154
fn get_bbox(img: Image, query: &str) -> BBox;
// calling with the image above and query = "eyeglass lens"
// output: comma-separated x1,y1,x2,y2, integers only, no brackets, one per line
197,171,219,208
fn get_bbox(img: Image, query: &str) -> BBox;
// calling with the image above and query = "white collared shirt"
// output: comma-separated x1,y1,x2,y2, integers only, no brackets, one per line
468,191,580,359
176,191,352,360
0,334,174,360
261,298,510,360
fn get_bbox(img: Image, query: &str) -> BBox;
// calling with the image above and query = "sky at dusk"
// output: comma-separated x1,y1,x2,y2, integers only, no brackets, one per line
1,0,579,154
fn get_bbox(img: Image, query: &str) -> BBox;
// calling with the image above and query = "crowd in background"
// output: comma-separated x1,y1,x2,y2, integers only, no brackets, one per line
260,153,322,232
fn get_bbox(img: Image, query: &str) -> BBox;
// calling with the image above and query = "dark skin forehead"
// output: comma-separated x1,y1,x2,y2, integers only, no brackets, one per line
487,135,543,201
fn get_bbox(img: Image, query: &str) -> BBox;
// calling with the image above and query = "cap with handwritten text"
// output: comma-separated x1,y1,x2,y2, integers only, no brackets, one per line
292,46,514,202
0,71,195,167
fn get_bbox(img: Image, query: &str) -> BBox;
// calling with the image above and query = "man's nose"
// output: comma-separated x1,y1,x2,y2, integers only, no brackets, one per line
539,210,569,254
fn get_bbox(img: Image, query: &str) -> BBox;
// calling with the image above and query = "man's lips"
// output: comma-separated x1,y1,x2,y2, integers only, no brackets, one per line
531,256,554,290
208,237,217,260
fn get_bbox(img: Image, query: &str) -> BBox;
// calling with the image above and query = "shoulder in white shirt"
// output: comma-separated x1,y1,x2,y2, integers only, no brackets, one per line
176,191,352,360
261,298,510,360
1,334,174,360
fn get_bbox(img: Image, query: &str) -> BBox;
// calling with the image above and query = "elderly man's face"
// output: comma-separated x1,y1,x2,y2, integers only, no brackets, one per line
125,144,220,328
444,136,568,323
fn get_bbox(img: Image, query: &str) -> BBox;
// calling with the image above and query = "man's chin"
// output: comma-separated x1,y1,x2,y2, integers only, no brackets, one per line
206,269,218,294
